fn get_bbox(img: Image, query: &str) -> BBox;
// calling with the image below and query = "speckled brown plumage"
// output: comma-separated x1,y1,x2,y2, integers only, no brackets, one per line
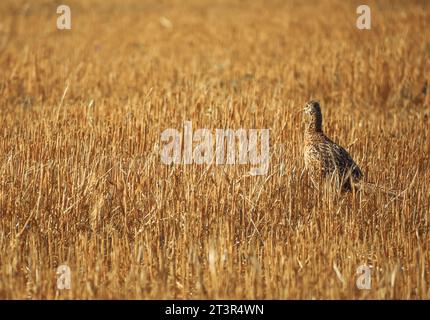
303,100,363,191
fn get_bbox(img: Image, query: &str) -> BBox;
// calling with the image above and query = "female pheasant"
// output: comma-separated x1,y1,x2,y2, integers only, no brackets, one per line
303,100,363,191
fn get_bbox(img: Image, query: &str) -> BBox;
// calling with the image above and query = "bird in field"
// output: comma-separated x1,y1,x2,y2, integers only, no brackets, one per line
303,100,363,192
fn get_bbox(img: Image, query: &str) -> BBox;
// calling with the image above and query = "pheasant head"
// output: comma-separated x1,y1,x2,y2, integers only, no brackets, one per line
303,100,323,134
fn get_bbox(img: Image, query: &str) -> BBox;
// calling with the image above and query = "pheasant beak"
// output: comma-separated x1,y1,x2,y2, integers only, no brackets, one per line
303,107,310,115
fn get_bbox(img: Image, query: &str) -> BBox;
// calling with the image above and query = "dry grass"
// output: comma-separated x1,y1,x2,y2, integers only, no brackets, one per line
0,0,429,299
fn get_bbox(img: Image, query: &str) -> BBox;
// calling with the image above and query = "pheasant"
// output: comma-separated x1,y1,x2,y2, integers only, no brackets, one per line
303,100,363,192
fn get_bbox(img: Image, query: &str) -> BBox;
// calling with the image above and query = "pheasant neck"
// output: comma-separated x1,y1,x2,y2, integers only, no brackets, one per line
305,115,323,136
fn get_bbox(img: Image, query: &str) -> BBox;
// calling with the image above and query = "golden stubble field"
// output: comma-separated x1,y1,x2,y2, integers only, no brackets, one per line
0,0,429,299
